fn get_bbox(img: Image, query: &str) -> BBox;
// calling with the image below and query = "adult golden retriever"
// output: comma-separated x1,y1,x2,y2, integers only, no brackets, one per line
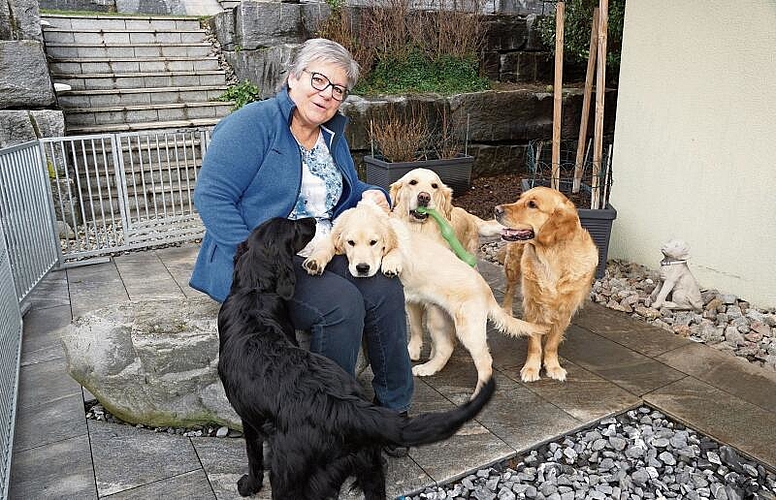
304,200,546,396
494,187,598,383
389,168,503,362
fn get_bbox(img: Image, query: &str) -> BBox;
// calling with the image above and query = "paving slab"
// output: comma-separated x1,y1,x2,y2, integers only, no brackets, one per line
67,261,129,317
656,341,776,413
12,392,87,452
559,325,687,396
9,434,97,499
644,376,776,468
88,419,202,497
573,302,693,357
114,252,187,300
154,243,200,297
102,469,216,499
23,268,70,311
19,303,71,365
15,356,82,410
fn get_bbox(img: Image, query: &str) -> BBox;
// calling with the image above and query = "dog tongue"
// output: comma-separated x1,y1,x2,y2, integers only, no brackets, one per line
501,228,534,241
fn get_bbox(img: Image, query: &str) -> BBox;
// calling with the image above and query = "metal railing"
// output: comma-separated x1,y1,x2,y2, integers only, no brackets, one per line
41,129,210,262
0,140,57,500
0,128,211,498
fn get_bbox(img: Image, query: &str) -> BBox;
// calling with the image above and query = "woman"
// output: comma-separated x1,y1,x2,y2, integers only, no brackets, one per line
190,39,414,433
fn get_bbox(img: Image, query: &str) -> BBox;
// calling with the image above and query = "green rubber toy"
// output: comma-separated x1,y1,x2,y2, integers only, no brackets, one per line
414,206,477,267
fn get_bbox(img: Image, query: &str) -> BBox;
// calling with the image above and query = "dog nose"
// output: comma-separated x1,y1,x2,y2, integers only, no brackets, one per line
494,205,503,218
417,192,431,206
356,263,370,275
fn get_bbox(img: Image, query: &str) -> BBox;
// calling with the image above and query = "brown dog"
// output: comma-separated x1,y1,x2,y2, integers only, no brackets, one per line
495,187,598,382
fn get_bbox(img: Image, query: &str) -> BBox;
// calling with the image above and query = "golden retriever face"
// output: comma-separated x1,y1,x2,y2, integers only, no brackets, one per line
494,187,579,247
389,168,454,224
331,209,397,277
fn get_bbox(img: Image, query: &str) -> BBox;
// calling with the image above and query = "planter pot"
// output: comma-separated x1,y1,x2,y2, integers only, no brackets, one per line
522,179,616,279
364,154,473,197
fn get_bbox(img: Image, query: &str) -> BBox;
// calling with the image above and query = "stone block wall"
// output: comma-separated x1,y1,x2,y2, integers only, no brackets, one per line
0,0,64,149
209,1,615,177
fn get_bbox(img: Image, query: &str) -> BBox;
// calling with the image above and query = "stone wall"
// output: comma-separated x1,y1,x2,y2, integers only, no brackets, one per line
0,0,64,149
209,1,614,177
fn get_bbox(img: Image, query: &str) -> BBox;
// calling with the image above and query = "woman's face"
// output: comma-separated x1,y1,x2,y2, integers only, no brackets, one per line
288,61,348,128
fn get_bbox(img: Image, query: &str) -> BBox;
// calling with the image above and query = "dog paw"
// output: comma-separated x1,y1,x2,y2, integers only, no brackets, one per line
520,365,541,382
407,341,422,361
381,252,402,277
302,257,325,275
412,363,440,377
237,474,263,497
544,365,567,382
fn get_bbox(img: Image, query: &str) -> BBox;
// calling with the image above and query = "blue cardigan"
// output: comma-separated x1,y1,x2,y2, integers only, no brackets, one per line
189,87,381,302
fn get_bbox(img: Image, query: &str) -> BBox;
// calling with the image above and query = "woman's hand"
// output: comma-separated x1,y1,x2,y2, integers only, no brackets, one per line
361,189,390,213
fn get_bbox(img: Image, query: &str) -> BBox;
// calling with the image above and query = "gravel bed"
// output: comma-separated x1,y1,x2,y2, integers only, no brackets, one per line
479,241,776,373
404,406,776,500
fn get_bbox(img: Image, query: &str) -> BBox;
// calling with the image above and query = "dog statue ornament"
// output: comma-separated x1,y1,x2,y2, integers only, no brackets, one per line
647,239,703,311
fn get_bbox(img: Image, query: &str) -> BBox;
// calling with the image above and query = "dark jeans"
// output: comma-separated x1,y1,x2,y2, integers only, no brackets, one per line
289,255,414,413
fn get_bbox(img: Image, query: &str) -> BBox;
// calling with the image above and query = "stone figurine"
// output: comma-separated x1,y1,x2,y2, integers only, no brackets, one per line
648,239,703,311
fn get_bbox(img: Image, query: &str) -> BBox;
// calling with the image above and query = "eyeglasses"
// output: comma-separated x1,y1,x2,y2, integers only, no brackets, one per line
303,70,348,101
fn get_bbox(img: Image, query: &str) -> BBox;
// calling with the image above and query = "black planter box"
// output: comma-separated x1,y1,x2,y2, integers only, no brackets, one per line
364,154,473,197
522,179,616,279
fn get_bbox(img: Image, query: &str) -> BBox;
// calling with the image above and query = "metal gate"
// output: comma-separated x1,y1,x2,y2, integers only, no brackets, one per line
40,129,210,262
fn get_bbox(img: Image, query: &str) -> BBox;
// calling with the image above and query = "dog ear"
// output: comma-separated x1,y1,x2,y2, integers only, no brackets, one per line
388,181,403,211
536,199,579,247
381,219,399,254
438,184,454,219
275,251,296,300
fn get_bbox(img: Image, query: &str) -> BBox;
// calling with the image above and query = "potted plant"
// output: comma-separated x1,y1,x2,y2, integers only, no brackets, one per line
522,138,617,279
363,102,474,197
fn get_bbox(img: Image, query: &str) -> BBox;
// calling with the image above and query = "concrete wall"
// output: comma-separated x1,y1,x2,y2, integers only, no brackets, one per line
610,1,776,307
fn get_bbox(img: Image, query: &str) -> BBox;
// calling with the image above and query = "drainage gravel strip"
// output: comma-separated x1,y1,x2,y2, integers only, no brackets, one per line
403,406,776,500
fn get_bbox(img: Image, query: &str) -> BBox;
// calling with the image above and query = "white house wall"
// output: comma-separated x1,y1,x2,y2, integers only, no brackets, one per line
610,0,776,307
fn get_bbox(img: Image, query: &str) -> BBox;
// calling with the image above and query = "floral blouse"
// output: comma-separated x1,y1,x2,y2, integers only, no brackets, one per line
290,131,343,256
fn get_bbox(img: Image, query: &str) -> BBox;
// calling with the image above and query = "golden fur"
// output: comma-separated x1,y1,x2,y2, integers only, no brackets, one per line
388,168,503,362
304,200,546,396
495,187,598,382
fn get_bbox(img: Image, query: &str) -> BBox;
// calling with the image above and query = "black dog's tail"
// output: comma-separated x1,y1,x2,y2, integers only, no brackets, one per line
376,378,496,448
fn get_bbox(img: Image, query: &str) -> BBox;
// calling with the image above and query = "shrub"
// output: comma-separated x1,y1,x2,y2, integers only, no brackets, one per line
536,0,625,83
215,80,262,110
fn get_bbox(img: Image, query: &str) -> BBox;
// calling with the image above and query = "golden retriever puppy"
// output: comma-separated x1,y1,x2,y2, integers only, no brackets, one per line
495,187,598,383
304,200,546,396
389,168,502,362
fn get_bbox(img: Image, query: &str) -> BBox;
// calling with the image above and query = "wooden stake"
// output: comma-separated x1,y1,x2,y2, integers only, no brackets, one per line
591,0,608,209
573,7,598,194
551,1,565,190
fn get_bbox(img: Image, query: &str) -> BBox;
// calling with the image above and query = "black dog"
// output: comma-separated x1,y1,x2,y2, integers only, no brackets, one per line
217,217,496,499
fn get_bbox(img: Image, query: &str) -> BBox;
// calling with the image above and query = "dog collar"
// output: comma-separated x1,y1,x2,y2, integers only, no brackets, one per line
660,259,687,266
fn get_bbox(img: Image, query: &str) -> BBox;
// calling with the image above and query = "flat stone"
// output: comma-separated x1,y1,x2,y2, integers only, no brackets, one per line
644,377,776,467
656,342,776,412
9,435,97,499
88,419,202,497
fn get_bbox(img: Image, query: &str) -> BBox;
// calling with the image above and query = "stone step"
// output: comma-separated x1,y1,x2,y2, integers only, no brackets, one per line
48,56,221,74
40,14,203,32
66,118,221,136
56,85,230,107
65,101,233,127
51,70,228,90
42,27,206,45
43,42,213,59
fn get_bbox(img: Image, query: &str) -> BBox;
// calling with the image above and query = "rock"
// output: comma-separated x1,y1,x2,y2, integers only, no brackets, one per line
64,296,370,430
63,297,241,429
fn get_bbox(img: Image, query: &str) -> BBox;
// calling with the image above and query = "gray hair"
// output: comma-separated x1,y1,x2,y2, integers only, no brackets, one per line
287,38,360,90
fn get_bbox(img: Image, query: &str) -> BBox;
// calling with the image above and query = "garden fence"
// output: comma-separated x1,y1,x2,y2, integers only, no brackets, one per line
0,128,211,499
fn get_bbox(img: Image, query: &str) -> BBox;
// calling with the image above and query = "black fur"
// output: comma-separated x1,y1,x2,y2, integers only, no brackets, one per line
218,217,496,499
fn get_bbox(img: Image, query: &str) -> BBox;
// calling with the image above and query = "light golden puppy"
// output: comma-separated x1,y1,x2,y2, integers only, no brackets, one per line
304,200,546,396
389,168,502,362
495,187,598,383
